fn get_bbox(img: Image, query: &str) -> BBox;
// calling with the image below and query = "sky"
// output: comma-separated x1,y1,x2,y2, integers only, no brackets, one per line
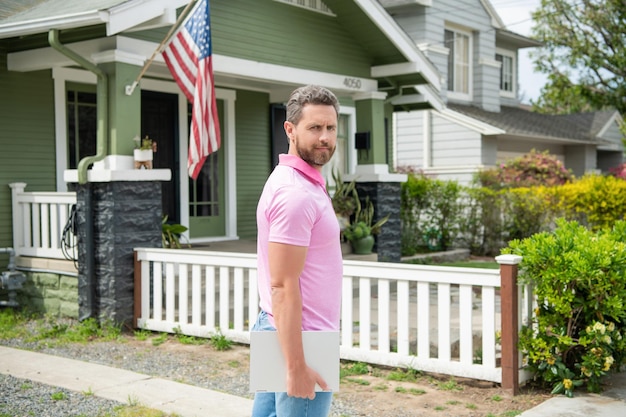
490,0,546,104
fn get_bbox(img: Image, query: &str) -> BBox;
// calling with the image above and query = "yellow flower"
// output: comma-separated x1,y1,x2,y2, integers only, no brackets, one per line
591,347,603,356
546,357,556,365
607,322,615,332
563,379,573,390
603,356,615,371
603,335,612,344
581,366,591,377
593,322,606,334
534,307,540,316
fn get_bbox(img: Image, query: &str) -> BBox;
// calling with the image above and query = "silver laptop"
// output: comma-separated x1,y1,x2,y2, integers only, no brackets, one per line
249,331,340,392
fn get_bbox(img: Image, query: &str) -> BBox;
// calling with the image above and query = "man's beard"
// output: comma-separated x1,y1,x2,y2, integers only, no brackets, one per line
296,141,336,167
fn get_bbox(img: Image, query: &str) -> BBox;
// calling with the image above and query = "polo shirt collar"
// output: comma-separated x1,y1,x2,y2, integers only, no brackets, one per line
279,154,326,188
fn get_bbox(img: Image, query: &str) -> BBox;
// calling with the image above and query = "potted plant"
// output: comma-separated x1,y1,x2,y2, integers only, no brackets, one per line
133,135,157,169
162,215,190,249
343,196,390,254
328,168,358,231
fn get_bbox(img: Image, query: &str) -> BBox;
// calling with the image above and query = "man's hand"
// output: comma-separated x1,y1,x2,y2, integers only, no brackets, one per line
286,364,329,399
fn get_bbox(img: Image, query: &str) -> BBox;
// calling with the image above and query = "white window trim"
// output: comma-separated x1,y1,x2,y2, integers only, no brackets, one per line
445,25,473,102
496,48,516,99
52,67,97,192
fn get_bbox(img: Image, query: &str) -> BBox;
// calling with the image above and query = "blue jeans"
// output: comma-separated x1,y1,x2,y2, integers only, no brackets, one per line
251,311,333,417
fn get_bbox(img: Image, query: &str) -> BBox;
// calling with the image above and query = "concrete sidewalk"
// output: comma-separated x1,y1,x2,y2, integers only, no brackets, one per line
0,346,253,417
1,345,625,417
519,370,626,417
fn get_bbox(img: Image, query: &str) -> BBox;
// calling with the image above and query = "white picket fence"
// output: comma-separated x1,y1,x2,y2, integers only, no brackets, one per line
134,247,533,384
9,183,76,259
9,184,533,385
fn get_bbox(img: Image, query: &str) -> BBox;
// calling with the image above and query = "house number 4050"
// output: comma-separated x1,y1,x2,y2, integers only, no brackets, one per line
343,77,362,89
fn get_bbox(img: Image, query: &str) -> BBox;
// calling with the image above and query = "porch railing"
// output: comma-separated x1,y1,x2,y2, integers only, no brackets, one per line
9,183,76,259
134,247,534,391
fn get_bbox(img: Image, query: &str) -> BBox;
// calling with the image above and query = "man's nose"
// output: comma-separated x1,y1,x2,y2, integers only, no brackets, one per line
319,128,334,141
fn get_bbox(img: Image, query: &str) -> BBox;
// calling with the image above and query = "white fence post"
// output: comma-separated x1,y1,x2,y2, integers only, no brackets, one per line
9,183,27,255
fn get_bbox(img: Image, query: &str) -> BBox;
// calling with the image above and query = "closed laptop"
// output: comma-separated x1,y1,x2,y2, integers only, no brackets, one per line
249,331,340,392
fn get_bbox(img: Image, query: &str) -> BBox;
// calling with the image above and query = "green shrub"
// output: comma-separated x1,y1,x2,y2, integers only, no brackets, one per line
503,219,626,396
400,172,464,254
457,187,505,256
400,171,432,254
549,174,626,231
502,187,554,241
478,149,573,189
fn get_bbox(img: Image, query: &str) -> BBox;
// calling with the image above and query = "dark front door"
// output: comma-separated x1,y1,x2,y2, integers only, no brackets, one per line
141,91,180,223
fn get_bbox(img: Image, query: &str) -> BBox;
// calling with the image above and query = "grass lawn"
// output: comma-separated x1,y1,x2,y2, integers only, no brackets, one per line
404,257,500,269
437,261,499,269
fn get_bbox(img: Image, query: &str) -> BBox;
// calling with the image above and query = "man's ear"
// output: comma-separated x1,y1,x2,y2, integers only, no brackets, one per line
284,121,295,139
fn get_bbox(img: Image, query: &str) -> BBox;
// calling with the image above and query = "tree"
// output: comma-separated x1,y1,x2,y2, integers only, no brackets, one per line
530,0,626,115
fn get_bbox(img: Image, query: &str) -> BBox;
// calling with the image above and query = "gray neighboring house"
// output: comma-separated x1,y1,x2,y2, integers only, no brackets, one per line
383,0,624,184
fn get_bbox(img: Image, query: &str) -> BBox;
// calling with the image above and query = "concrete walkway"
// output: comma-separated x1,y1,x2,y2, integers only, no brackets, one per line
0,346,253,417
2,345,626,417
519,370,626,417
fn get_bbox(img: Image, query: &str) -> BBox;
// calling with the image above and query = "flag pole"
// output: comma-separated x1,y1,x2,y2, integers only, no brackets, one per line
125,0,198,96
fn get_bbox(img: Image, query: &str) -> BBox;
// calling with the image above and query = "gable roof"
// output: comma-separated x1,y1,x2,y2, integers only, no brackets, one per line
448,103,619,145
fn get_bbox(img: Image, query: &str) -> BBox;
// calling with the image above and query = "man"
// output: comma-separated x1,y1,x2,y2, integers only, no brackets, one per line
252,85,343,417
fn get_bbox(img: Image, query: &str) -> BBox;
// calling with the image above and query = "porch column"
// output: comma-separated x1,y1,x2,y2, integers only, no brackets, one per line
65,55,170,326
348,93,407,262
92,55,143,168
73,179,167,326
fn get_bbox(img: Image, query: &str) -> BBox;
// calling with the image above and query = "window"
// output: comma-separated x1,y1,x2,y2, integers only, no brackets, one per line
496,51,515,96
445,28,471,97
67,88,97,169
322,113,350,191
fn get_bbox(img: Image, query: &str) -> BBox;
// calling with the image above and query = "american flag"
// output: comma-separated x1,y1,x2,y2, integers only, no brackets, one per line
162,0,220,180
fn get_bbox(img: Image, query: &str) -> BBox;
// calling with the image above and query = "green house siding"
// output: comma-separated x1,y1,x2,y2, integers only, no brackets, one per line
0,49,56,256
213,0,372,77
129,0,373,79
235,89,272,239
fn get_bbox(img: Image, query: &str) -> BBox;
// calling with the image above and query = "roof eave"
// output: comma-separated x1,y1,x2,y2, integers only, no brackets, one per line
0,0,186,40
0,11,108,39
439,108,506,135
496,29,542,49
499,132,613,146
355,0,441,91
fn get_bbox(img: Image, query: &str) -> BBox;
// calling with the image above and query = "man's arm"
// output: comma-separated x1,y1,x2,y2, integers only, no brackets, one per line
268,241,329,399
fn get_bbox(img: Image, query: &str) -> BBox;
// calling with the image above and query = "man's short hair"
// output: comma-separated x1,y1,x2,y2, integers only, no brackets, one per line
286,85,339,125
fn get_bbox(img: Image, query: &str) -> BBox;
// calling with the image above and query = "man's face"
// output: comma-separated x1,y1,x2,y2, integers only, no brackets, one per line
284,104,337,168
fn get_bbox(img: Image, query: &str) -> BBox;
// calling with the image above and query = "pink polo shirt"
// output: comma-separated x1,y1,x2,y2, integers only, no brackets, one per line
256,154,343,331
